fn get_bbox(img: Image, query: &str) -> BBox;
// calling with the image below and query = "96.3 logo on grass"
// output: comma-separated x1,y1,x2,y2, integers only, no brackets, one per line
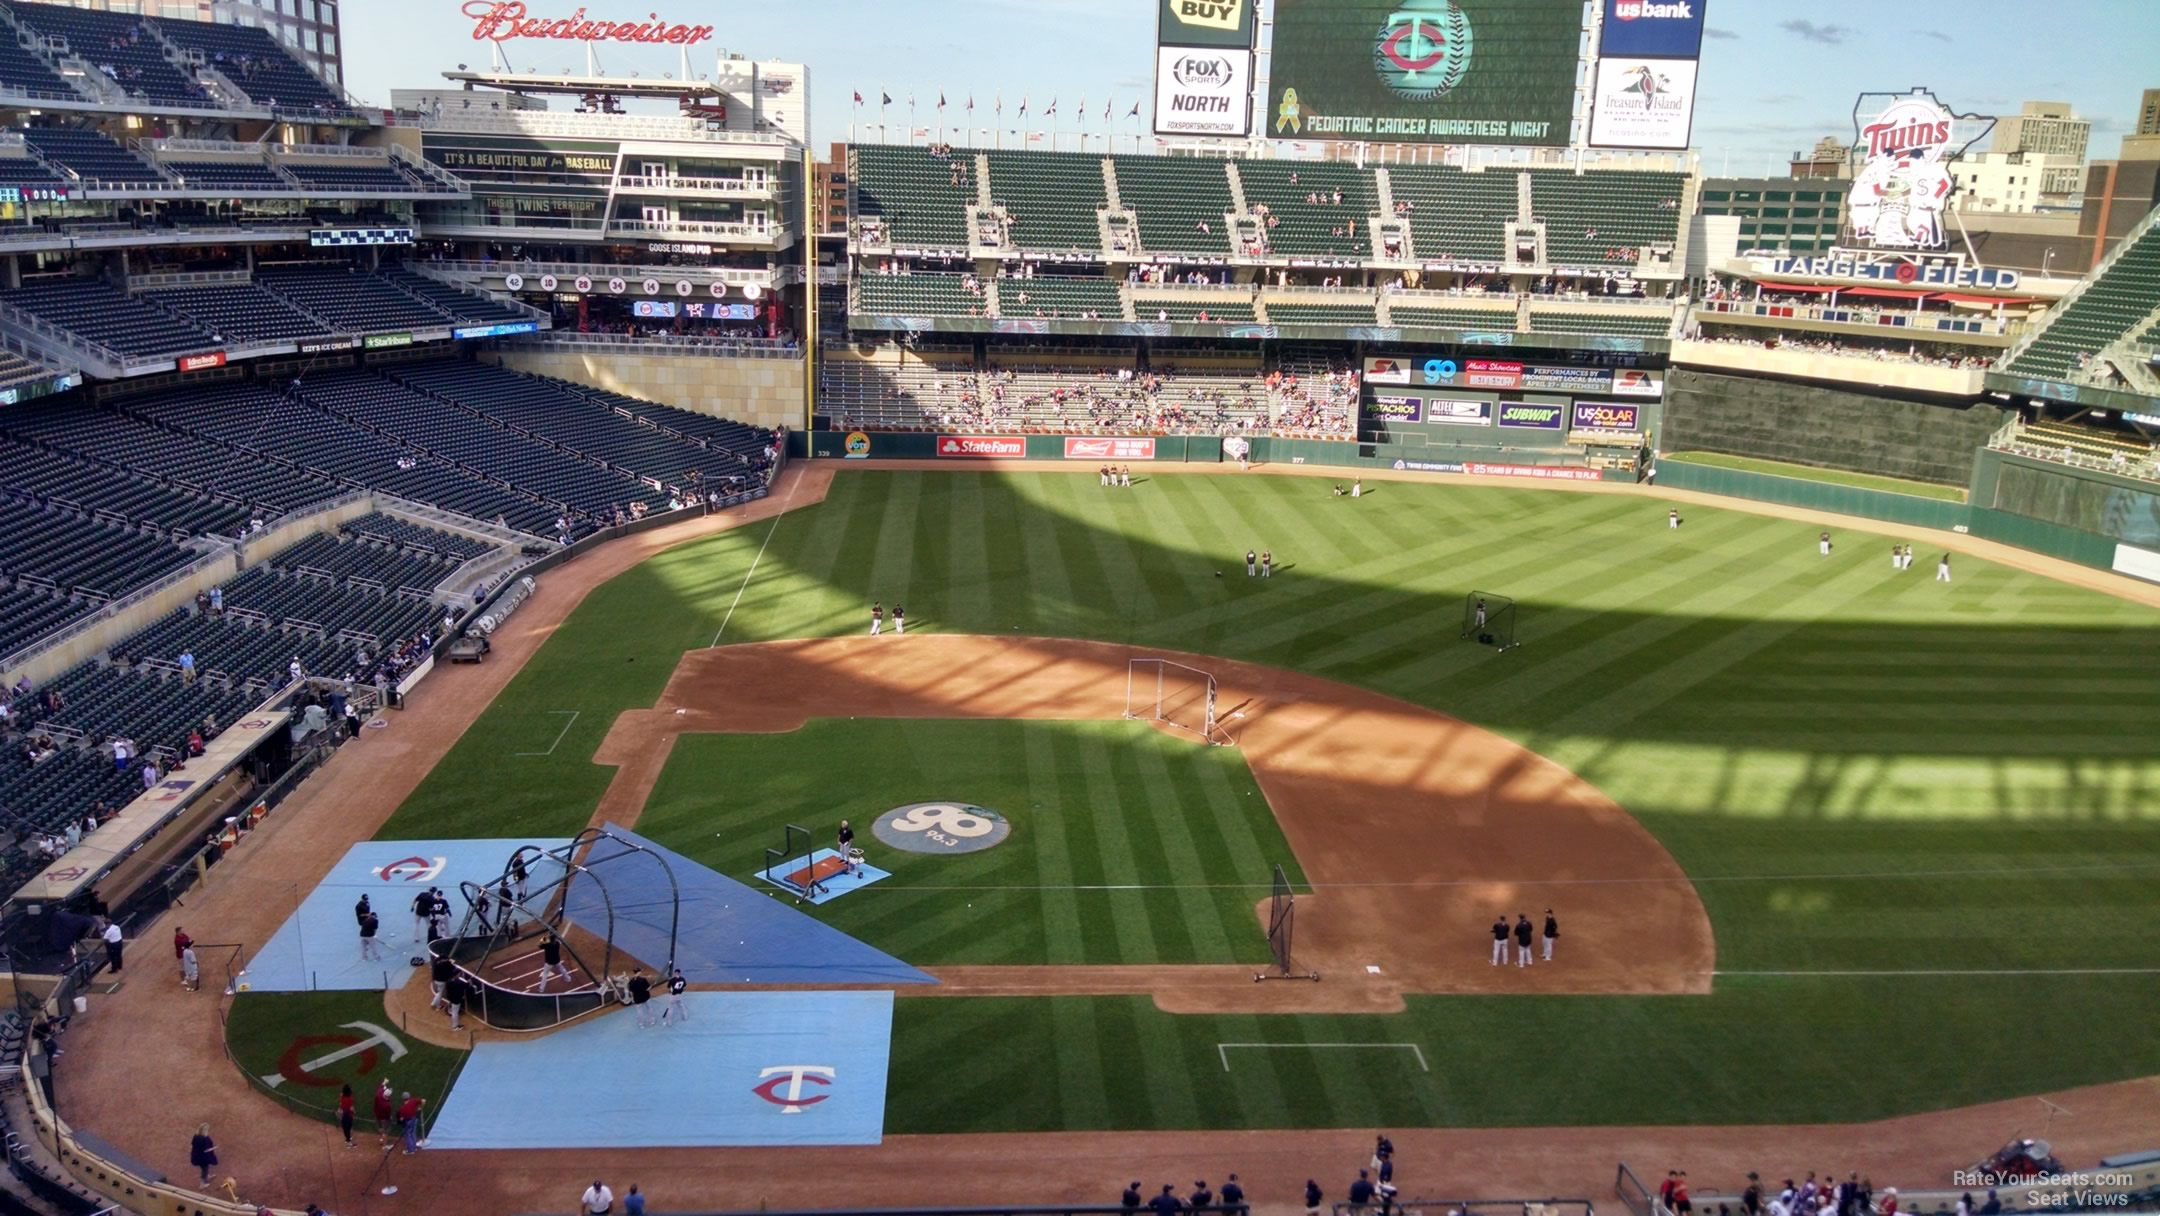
872,802,1011,854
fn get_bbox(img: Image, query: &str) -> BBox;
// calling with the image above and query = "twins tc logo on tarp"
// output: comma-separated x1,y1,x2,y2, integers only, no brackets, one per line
1374,0,1474,101
752,1065,834,1113
372,855,448,882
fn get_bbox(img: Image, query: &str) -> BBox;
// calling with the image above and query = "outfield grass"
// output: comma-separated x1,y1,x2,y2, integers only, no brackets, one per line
224,992,467,1131
637,719,1301,965
1664,450,1968,501
376,470,2160,1130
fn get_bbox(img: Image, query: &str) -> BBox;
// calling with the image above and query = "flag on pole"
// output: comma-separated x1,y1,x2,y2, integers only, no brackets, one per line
937,92,946,110
1018,95,1028,115
852,90,862,106
966,95,975,112
1126,102,1140,118
1104,98,1112,120
995,92,1002,115
1046,97,1057,116
881,92,892,106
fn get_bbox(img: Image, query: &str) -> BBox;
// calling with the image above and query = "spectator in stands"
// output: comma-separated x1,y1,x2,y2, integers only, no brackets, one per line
179,650,196,684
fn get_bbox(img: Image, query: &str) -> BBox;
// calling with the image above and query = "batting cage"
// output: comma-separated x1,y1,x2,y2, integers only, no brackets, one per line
1125,657,1232,746
1460,591,1519,651
1257,863,1319,982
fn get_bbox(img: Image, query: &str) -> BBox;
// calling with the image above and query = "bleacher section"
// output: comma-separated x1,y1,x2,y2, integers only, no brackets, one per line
1387,166,1517,262
0,148,65,187
254,265,453,333
1390,303,1518,330
1527,168,1686,266
148,282,334,345
2006,221,2160,380
1110,156,1233,256
851,144,973,249
857,271,978,316
559,381,776,459
1000,276,1122,319
984,149,1105,252
342,510,495,562
1268,300,1379,327
0,29,75,97
0,350,63,391
218,562,436,644
2019,418,2156,464
8,4,210,108
0,583,90,659
0,278,213,358
3,397,331,518
163,156,288,190
1528,309,1672,338
275,158,425,193
0,498,196,597
149,16,345,112
1237,160,1378,257
38,662,254,743
1135,298,1255,323
378,265,527,324
20,126,166,185
0,436,247,536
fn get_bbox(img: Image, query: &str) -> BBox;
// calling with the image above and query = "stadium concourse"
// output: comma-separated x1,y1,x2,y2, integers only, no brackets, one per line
48,460,2160,1215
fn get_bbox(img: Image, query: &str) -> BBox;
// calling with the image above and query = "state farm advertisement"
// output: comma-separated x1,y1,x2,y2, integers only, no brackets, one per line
937,435,1026,458
1063,437,1157,460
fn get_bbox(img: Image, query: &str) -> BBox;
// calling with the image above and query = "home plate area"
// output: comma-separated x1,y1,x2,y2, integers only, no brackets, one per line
424,990,895,1148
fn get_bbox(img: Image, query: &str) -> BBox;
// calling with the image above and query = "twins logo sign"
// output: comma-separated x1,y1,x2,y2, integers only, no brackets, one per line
752,1065,835,1114
871,803,1012,854
372,855,448,882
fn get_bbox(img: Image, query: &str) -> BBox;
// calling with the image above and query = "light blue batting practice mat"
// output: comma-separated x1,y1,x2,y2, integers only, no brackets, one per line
425,990,895,1148
241,838,571,992
562,825,934,985
754,847,895,905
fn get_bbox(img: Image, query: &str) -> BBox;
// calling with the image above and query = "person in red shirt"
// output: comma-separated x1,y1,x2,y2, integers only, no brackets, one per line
1672,1174,1693,1215
396,1092,425,1155
337,1084,355,1148
372,1079,394,1147
172,927,193,982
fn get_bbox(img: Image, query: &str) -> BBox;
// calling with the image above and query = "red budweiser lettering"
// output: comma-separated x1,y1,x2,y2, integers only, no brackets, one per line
1862,117,1950,158
461,1,716,46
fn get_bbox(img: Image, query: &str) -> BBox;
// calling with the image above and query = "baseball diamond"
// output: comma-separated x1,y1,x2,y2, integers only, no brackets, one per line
9,8,2160,1215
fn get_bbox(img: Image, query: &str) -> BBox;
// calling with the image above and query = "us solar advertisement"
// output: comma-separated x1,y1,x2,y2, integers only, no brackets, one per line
1267,0,1582,146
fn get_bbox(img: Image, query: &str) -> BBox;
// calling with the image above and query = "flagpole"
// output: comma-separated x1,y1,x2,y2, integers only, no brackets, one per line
879,84,888,144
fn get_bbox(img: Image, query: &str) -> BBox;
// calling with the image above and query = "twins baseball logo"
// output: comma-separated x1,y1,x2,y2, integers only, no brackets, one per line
262,1021,409,1089
372,855,447,882
1373,0,1473,102
752,1065,834,1113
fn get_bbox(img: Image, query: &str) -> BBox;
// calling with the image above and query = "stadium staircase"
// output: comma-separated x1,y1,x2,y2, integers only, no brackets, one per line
1999,205,2160,382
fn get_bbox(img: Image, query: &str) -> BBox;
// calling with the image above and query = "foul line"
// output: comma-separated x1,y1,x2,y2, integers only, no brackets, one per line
1718,967,2160,978
1218,1042,1428,1073
711,469,803,648
514,710,579,756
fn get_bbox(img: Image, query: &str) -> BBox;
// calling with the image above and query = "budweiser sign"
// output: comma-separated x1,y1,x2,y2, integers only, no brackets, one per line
936,435,1025,459
461,2,717,45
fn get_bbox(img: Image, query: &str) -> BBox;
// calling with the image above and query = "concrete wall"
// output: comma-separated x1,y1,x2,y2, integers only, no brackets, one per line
487,349,807,431
1672,339,1991,396
1662,368,2006,486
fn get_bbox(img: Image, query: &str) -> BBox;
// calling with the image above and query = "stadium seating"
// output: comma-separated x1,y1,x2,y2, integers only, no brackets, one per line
0,436,248,536
1527,168,1686,266
8,4,210,108
341,511,496,562
2019,418,2156,463
0,149,66,187
0,278,214,358
998,276,1122,319
1528,310,1672,338
38,662,256,744
1237,160,1378,257
276,159,425,193
270,531,461,595
1136,298,1255,323
983,149,1105,252
112,608,358,686
163,157,290,190
1390,303,1519,331
149,16,345,112
218,563,440,642
1268,300,1379,326
0,350,64,392
850,144,973,249
1387,166,1518,262
552,381,776,461
0,750,143,840
1110,155,1234,256
3,396,332,518
148,283,335,345
255,265,452,333
857,271,979,316
2005,221,2160,380
0,498,196,597
20,126,166,185
0,583,92,660
0,32,76,98
377,266,529,324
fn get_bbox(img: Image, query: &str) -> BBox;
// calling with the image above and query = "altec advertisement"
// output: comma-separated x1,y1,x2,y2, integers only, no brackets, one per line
1154,47,1254,137
1598,0,1707,57
936,435,1025,459
1846,89,1992,251
1588,57,1698,150
1063,437,1158,460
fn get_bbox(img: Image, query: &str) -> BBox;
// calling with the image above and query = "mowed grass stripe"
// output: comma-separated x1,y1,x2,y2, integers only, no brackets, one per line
1126,733,1238,961
1024,720,1088,965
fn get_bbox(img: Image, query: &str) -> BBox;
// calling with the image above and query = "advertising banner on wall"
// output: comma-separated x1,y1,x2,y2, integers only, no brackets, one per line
1063,436,1159,460
1597,0,1707,56
1845,89,1993,251
1496,401,1567,429
1588,57,1698,149
1365,395,1426,422
1153,46,1254,137
1159,0,1255,47
1571,401,1642,432
936,435,1026,458
1366,356,1665,397
1267,0,1581,146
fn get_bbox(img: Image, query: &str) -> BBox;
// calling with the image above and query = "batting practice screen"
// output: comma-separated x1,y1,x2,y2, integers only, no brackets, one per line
1267,0,1583,146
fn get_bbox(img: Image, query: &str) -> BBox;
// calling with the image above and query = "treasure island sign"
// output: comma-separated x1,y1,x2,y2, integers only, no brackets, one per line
462,1,717,45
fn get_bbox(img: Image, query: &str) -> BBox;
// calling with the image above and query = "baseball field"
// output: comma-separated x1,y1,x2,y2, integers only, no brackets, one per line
232,467,2160,1137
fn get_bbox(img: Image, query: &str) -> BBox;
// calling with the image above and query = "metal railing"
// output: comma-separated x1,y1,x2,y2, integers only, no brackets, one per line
422,257,781,287
616,173,772,195
510,330,801,358
1696,297,2018,336
607,217,772,240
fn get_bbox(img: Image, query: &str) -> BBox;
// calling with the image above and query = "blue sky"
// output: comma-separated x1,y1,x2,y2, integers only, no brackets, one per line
345,0,2155,166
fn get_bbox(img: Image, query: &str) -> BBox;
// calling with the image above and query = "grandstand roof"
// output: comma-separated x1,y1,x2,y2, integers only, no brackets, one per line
441,70,723,100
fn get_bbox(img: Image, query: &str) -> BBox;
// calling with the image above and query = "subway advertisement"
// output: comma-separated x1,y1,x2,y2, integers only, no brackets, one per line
1268,0,1582,146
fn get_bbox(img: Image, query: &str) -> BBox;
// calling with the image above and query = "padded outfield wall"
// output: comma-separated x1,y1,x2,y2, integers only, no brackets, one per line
1661,369,2004,487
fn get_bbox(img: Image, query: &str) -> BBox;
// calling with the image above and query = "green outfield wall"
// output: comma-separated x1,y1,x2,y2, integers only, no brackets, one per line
1654,460,1969,530
1662,369,2003,486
